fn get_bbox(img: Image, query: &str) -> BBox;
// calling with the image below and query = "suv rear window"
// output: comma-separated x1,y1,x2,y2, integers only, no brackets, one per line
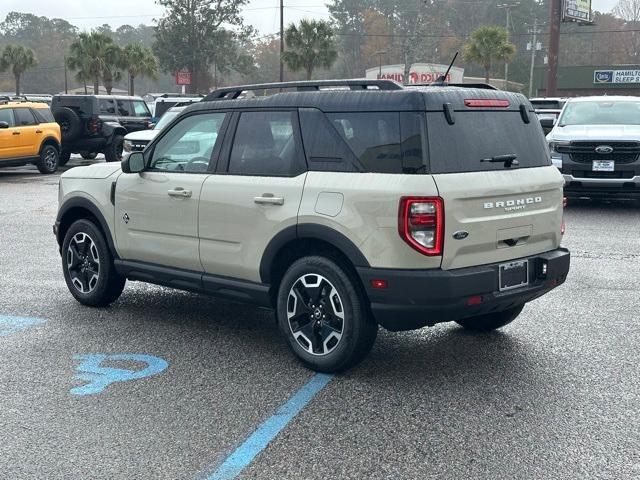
426,111,551,174
13,108,36,126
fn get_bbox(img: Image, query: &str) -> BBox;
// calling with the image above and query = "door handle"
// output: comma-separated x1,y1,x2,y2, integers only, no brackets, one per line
254,194,284,206
12,131,20,135
168,188,192,198
36,129,43,134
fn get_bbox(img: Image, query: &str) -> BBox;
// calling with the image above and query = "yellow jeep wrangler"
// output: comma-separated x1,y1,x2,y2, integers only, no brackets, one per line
0,100,61,174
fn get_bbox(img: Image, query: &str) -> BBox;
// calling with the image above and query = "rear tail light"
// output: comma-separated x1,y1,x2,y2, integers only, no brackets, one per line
561,197,567,235
398,197,444,256
88,116,102,134
464,99,510,108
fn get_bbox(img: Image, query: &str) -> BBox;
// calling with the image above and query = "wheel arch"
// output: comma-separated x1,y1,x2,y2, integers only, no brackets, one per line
39,136,61,154
260,224,370,304
56,198,117,258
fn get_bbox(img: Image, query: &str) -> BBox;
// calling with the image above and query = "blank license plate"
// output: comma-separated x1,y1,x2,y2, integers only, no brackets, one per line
592,160,614,172
499,260,529,291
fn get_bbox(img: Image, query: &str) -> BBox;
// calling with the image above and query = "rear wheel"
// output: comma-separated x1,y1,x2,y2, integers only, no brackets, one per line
81,151,98,160
277,256,377,372
62,219,126,307
104,135,124,162
58,150,71,166
455,305,525,332
36,144,59,174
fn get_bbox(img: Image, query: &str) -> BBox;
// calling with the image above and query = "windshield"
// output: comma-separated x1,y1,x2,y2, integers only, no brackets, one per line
558,100,640,126
154,110,182,131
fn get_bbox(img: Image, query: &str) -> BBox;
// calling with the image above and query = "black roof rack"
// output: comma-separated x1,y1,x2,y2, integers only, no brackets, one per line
202,79,403,101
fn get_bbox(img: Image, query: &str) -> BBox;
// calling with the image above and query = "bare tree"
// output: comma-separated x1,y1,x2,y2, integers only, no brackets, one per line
613,0,640,22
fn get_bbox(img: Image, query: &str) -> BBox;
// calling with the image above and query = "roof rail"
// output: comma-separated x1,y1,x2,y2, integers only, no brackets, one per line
203,79,403,101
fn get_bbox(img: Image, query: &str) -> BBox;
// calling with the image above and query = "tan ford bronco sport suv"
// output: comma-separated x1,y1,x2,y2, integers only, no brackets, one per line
54,79,570,372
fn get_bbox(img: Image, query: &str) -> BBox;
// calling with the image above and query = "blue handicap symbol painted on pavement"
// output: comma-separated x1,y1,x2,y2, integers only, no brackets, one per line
71,354,169,396
0,315,45,337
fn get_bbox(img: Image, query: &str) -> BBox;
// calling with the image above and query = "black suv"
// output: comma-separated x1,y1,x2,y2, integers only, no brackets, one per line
51,95,152,165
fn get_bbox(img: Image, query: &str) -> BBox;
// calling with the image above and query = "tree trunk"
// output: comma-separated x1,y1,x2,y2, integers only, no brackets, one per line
306,66,313,81
14,73,20,96
83,79,87,94
93,77,99,94
484,67,490,84
129,73,135,96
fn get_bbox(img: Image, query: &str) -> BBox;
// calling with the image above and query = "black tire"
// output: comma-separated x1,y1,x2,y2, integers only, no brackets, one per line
54,107,82,142
61,219,126,307
455,305,525,332
81,151,98,160
58,150,71,166
277,256,378,373
104,135,124,162
36,144,59,174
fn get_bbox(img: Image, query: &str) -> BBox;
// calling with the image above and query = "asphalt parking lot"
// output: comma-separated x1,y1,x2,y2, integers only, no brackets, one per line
1,158,639,480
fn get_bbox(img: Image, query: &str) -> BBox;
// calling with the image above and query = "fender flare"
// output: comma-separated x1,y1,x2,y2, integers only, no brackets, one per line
259,223,370,283
39,136,61,153
56,197,118,257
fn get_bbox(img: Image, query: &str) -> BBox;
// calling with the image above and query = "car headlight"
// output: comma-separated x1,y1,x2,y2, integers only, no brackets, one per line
123,140,133,152
548,141,569,169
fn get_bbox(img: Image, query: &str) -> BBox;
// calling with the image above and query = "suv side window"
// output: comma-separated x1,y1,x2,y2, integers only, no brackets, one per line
32,107,55,124
99,98,116,115
327,112,402,173
228,111,301,176
116,99,133,117
0,108,15,127
132,100,150,117
149,112,226,173
13,108,37,126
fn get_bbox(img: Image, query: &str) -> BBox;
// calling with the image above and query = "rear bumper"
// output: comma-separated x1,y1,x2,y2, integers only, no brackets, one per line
357,248,570,332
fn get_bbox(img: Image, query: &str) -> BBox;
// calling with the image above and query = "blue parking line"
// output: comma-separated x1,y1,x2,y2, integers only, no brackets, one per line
206,373,334,480
0,315,45,337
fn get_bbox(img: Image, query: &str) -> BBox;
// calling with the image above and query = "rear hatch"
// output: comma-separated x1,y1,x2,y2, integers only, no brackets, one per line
424,89,564,270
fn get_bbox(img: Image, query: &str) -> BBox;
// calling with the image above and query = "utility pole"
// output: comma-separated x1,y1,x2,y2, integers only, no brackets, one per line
547,0,561,96
63,55,68,94
528,19,540,98
279,0,284,82
497,2,520,90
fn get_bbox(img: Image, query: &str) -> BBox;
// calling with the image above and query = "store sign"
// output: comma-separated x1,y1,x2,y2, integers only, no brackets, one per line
594,69,640,84
563,0,591,22
365,63,464,84
175,68,192,85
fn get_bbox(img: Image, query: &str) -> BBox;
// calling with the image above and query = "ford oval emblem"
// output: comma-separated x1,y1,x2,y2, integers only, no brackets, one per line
595,145,614,154
453,230,469,240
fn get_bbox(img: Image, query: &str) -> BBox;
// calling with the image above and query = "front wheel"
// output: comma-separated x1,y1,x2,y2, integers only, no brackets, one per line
36,144,59,174
455,305,525,332
277,256,377,373
81,151,98,160
104,135,124,162
58,150,71,166
62,219,126,307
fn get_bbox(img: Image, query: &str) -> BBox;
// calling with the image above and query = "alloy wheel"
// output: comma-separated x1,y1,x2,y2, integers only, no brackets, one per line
287,273,345,356
67,232,100,294
43,148,57,170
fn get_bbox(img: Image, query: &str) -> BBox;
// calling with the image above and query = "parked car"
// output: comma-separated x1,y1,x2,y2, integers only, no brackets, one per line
143,93,203,119
51,94,152,165
530,97,567,134
0,100,61,173
547,96,640,199
123,105,188,154
55,79,570,372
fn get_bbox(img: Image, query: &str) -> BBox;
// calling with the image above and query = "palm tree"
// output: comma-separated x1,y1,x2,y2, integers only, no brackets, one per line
282,19,338,80
463,26,516,84
102,43,123,95
0,45,38,95
67,32,118,94
120,44,159,95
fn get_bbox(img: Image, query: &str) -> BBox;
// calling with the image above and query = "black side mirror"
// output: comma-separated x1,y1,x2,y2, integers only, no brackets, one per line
539,117,556,130
121,151,145,173
0,121,9,129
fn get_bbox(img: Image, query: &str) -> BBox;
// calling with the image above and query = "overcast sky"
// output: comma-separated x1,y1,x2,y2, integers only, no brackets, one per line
0,0,616,35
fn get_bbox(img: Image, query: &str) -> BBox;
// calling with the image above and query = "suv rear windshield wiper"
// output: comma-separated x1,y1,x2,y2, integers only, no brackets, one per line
480,154,519,167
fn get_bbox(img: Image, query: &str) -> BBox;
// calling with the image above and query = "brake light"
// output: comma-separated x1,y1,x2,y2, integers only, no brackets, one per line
398,197,444,256
464,99,510,108
88,116,102,134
